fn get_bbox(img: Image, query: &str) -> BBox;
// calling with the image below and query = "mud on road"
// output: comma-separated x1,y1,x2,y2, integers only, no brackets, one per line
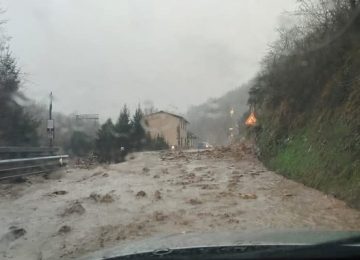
1,146,360,259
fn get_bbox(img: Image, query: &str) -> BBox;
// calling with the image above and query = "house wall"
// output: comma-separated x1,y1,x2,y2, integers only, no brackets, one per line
145,113,188,147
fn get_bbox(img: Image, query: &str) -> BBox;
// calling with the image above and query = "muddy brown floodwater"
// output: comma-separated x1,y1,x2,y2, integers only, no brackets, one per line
1,149,360,259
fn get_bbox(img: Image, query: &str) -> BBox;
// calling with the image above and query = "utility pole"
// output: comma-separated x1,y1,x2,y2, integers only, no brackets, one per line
47,92,55,147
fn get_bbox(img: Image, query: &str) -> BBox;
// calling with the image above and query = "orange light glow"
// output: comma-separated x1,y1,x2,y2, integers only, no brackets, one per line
245,112,257,126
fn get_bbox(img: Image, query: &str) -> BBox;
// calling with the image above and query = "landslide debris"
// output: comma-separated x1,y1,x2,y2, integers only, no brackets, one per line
160,142,256,162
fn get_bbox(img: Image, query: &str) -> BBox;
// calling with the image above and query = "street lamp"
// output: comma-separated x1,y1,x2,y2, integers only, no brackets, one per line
230,108,234,117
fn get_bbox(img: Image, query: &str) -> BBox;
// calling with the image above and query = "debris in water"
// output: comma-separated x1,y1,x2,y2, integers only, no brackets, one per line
239,193,257,199
194,166,208,171
61,201,85,216
154,190,162,200
284,193,294,197
91,171,103,177
188,198,202,205
58,225,71,234
0,227,26,243
89,192,101,201
89,192,114,203
101,194,114,203
136,191,147,198
52,190,68,196
153,211,167,221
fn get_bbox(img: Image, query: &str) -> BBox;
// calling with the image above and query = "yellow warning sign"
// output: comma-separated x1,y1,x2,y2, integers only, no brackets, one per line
245,112,257,126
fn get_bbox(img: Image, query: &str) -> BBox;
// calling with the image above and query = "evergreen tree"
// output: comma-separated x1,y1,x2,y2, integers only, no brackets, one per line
0,49,39,145
115,105,131,151
69,131,93,156
130,106,146,151
95,119,116,162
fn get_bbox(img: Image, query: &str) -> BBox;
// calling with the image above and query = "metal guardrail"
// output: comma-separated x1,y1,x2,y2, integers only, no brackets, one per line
0,146,69,180
0,155,68,164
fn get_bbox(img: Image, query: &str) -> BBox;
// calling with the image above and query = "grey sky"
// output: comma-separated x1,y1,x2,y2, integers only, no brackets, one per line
2,0,296,120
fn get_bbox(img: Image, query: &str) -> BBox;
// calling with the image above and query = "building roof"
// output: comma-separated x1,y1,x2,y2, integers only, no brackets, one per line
146,110,189,124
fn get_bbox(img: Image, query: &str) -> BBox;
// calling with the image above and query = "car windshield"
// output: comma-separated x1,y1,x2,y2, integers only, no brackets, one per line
1,0,360,259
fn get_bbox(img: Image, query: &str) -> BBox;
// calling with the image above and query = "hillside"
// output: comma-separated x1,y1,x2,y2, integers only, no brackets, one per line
248,1,360,208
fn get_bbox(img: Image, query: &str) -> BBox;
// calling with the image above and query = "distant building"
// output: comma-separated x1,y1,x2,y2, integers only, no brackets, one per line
144,111,189,148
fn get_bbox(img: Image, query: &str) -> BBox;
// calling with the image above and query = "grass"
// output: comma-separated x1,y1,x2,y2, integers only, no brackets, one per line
264,121,360,208
253,46,360,208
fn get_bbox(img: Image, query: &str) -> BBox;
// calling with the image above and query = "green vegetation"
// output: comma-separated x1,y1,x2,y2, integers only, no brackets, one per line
69,131,94,157
248,0,360,208
0,45,39,146
95,105,168,163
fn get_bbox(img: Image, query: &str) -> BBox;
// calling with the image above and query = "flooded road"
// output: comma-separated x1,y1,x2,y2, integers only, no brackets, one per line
1,148,360,259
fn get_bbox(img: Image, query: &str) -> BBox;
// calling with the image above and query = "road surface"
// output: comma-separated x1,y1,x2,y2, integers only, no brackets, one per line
1,147,360,259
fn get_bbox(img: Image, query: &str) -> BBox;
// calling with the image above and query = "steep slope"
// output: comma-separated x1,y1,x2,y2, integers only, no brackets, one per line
248,2,360,208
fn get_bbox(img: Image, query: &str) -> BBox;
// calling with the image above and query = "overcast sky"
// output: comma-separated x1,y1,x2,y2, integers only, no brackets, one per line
2,0,296,119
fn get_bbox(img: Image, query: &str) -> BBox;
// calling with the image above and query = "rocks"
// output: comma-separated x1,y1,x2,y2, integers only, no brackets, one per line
239,193,257,199
89,192,114,203
154,190,162,200
188,198,202,205
142,167,150,173
52,190,68,196
58,225,71,234
160,151,188,161
283,193,294,197
101,194,115,203
91,171,103,177
61,201,85,216
194,166,208,171
136,191,147,198
0,227,26,243
153,211,167,221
